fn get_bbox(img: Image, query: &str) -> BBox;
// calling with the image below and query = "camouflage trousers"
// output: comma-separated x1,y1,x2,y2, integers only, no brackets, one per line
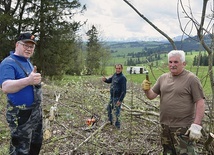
161,124,197,155
6,103,43,155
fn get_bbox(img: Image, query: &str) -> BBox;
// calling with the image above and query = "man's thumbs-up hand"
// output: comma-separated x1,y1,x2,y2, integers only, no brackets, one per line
33,66,37,73
28,66,41,85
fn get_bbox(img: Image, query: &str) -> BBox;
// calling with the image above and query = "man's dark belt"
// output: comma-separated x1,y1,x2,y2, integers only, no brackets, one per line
8,100,39,110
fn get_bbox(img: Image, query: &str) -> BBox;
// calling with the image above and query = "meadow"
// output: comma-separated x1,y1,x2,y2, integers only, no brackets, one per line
116,50,211,92
60,50,212,96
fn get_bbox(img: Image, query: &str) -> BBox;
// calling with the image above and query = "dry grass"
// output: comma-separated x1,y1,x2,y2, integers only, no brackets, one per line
0,78,213,154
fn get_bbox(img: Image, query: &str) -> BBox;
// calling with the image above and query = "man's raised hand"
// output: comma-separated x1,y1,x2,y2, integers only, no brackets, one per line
28,66,41,85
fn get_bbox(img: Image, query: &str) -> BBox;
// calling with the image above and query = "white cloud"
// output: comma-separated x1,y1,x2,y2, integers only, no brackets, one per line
76,0,212,41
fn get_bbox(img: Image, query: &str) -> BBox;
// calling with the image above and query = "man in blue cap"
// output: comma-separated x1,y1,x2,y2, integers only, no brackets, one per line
0,33,43,155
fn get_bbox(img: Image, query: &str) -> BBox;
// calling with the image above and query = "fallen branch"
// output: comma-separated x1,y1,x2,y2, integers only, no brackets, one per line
125,109,159,117
122,103,131,110
136,96,159,110
69,121,110,154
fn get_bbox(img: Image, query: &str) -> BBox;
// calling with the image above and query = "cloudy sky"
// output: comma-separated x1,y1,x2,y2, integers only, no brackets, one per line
76,0,205,41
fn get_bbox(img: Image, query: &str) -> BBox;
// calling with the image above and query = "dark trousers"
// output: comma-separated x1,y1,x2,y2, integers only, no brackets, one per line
6,104,43,155
107,100,121,129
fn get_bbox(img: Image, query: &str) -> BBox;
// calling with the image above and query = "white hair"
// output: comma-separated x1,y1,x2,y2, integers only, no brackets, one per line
168,50,185,62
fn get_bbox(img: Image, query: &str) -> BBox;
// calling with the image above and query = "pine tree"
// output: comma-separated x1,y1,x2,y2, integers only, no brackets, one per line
85,25,102,75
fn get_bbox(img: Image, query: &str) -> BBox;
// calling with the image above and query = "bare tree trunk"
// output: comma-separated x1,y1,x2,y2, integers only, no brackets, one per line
208,26,214,131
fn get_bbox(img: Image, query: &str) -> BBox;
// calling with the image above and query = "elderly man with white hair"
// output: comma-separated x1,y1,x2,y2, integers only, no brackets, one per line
142,50,205,155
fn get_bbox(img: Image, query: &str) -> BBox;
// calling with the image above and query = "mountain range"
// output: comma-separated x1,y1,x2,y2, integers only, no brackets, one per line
106,35,210,53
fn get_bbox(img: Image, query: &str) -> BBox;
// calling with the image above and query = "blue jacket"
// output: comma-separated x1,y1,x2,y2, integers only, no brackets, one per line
104,72,127,102
0,51,34,106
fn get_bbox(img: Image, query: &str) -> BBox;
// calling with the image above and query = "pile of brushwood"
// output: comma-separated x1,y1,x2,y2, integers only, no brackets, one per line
0,78,213,155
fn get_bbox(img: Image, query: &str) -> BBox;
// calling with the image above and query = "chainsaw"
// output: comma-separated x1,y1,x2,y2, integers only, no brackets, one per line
86,114,98,127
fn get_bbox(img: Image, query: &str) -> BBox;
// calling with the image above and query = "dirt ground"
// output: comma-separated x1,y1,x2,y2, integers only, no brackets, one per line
0,79,213,154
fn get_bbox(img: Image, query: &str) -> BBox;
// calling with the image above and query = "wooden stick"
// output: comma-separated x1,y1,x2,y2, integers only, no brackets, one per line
69,121,110,154
55,92,61,102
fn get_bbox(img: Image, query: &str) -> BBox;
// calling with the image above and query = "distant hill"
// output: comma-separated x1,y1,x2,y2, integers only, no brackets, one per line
106,35,209,54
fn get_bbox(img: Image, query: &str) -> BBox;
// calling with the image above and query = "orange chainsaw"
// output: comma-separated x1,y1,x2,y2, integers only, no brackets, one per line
86,115,98,127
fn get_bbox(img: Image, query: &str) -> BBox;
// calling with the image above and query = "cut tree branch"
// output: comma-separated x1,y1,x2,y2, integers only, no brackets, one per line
123,0,176,50
69,121,110,154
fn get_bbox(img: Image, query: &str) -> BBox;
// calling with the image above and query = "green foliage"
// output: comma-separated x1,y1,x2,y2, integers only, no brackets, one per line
85,25,111,75
0,12,16,61
0,0,85,78
192,51,214,66
86,25,101,74
32,0,84,77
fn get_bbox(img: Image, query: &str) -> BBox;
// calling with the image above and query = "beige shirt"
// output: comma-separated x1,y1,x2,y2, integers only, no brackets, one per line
152,69,204,127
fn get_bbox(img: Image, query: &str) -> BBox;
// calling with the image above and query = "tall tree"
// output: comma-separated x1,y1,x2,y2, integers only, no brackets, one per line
85,25,102,75
0,0,86,77
30,0,85,77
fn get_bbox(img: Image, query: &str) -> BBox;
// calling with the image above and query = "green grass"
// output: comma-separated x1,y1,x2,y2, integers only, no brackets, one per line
109,50,201,66
58,63,212,95
111,47,143,57
55,50,212,95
